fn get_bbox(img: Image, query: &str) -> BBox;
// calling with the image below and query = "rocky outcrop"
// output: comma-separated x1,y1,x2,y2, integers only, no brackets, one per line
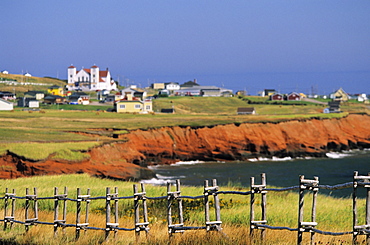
0,114,369,180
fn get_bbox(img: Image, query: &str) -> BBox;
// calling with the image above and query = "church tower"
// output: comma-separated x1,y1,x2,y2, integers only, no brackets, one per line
90,65,99,90
67,65,76,90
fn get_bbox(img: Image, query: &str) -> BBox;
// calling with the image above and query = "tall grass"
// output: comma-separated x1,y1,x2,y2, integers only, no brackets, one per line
0,174,366,244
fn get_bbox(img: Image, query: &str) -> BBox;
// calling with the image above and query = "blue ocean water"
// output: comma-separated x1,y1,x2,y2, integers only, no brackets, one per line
142,150,370,198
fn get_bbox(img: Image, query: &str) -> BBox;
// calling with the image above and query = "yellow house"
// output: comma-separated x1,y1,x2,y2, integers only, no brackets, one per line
115,94,153,113
331,88,349,102
48,85,64,96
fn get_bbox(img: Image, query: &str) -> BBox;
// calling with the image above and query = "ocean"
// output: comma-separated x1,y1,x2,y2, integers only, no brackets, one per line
142,149,370,198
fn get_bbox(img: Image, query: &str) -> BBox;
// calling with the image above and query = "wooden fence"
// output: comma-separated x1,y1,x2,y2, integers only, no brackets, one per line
1,171,370,245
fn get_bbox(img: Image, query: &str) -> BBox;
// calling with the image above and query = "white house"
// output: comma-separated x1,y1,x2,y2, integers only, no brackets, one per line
67,65,117,91
0,98,13,111
165,82,180,91
1,70,9,74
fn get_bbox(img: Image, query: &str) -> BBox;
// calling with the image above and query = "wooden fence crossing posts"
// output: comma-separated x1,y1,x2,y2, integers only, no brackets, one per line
353,171,370,244
105,187,118,241
133,183,149,240
76,188,90,240
4,188,15,231
297,175,319,245
250,173,267,243
167,179,184,237
54,187,68,236
25,188,38,232
204,179,222,232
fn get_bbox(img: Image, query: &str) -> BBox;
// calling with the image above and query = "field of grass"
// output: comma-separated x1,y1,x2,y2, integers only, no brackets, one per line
0,174,365,244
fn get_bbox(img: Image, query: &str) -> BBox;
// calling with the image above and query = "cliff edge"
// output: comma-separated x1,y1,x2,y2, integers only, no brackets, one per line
1,114,369,180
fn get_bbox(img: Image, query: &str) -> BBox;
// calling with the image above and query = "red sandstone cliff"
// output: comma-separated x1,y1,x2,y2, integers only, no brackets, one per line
1,114,369,180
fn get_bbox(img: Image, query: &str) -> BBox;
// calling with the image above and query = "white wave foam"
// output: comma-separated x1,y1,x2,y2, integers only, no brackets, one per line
248,156,292,162
326,152,351,159
172,160,205,166
140,178,174,185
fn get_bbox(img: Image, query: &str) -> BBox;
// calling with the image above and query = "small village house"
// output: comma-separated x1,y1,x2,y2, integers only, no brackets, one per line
269,93,284,101
0,91,16,100
237,107,256,115
151,83,165,90
25,91,45,100
0,98,13,111
261,89,276,97
285,92,301,101
48,85,64,96
43,95,66,104
114,93,153,113
17,97,39,108
165,82,180,92
330,88,349,102
68,92,90,105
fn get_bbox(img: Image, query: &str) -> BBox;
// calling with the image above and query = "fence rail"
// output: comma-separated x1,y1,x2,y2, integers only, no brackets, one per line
0,171,370,244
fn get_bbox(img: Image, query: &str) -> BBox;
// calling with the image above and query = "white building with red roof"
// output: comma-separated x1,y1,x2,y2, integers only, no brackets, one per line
67,65,117,91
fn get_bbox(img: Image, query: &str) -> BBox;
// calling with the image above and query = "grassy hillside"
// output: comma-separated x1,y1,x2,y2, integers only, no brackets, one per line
0,73,66,95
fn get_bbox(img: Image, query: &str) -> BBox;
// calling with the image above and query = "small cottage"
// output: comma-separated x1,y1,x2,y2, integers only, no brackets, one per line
237,107,256,115
286,92,301,101
0,98,13,111
270,93,284,101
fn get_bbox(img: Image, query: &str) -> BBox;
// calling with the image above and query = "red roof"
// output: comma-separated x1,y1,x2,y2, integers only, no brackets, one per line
91,65,98,68
68,65,75,68
83,68,91,74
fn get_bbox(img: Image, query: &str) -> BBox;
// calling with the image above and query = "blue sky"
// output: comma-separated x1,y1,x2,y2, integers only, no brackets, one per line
1,1,369,95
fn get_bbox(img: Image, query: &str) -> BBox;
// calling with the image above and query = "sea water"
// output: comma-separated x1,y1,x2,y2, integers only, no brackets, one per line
142,149,370,198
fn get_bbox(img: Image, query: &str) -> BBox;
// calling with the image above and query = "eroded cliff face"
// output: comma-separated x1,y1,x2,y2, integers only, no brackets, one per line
120,114,370,166
1,114,369,180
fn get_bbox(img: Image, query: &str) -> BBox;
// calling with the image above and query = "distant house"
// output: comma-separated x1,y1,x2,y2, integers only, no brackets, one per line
0,91,16,100
17,97,39,108
180,79,199,88
1,70,9,74
165,82,180,92
161,108,175,114
43,95,66,104
151,83,165,90
236,90,246,96
270,93,284,101
261,89,276,97
48,85,64,96
174,86,233,97
324,101,341,113
25,91,44,100
0,98,13,111
68,92,90,105
114,94,153,113
357,93,368,102
237,107,256,115
121,87,147,100
24,72,32,77
286,92,301,101
330,88,349,102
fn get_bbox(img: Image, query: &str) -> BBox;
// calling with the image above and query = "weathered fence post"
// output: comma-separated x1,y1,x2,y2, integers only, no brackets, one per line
250,173,267,244
353,171,370,245
133,183,150,241
105,187,118,241
25,188,38,232
76,188,90,240
54,187,68,236
297,175,319,245
4,188,15,231
167,179,184,237
204,179,222,232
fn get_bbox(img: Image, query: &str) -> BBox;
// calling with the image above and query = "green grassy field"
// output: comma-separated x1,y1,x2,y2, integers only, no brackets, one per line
0,174,364,244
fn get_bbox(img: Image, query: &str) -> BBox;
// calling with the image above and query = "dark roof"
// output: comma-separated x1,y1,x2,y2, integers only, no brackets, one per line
237,107,255,113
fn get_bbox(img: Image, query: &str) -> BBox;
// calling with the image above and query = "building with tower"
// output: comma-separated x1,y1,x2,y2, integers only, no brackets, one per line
67,65,117,91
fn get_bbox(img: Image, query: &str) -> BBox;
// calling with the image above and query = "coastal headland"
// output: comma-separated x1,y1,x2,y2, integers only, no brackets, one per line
1,113,369,180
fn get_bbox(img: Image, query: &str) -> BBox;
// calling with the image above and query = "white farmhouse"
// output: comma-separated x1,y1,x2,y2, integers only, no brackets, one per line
67,65,117,91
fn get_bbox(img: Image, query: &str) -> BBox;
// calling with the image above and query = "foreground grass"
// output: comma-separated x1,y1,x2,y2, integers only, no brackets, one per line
0,174,365,244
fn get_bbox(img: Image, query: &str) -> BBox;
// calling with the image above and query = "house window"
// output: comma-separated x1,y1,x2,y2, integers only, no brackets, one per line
119,104,126,109
135,104,141,109
146,105,151,110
